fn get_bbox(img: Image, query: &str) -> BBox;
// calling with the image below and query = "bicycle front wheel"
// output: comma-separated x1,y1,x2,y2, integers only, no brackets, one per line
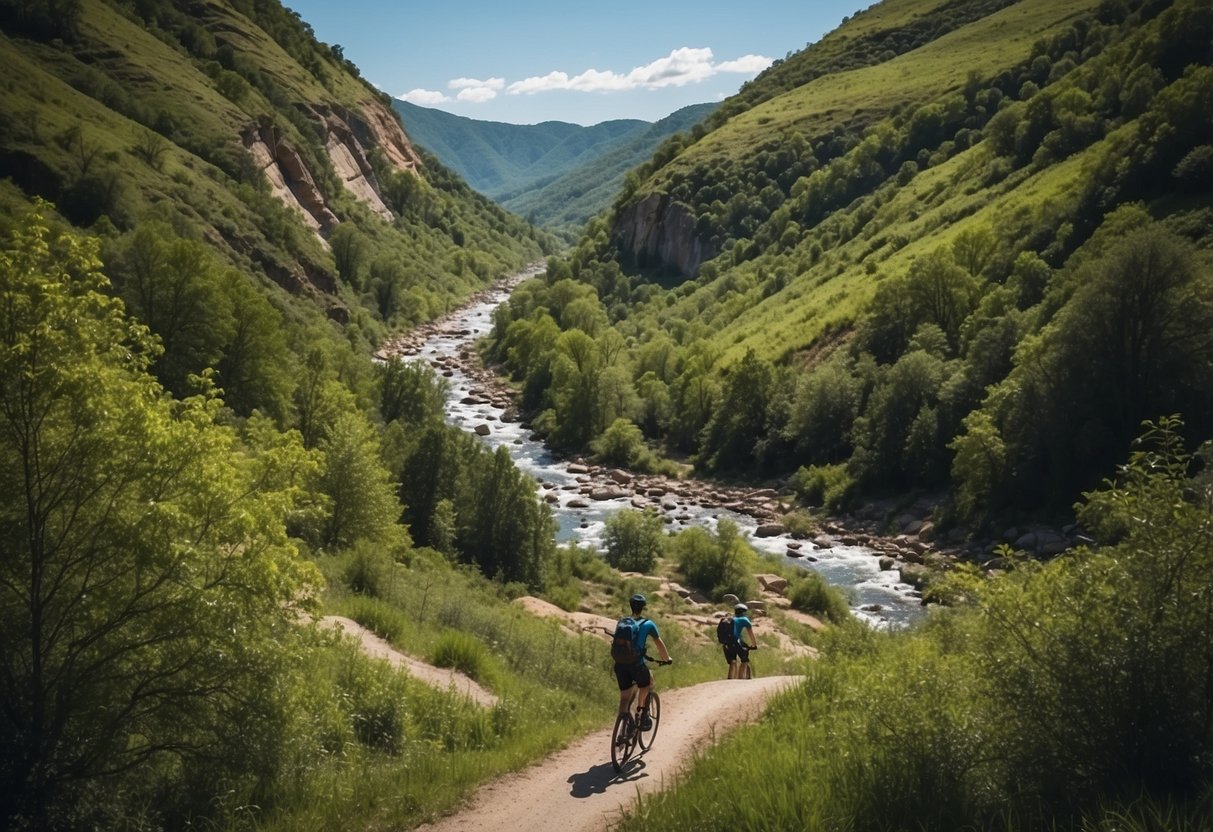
637,691,661,750
611,711,636,773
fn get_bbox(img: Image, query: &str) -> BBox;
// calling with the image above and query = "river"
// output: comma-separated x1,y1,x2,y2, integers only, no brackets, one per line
388,274,925,628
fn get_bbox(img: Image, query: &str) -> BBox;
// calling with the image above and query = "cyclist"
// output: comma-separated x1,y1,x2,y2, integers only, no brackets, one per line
614,593,671,731
728,603,758,679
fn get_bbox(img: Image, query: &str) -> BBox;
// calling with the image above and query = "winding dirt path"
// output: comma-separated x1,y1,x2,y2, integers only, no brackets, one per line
417,675,800,832
319,616,499,707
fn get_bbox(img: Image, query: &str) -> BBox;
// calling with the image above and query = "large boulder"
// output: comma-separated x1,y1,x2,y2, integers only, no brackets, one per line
756,574,789,595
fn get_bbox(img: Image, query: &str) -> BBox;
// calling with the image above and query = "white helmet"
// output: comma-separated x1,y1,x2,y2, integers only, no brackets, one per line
734,603,748,613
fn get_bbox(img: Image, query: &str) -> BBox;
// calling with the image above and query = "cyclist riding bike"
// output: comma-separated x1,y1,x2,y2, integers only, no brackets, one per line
613,593,671,731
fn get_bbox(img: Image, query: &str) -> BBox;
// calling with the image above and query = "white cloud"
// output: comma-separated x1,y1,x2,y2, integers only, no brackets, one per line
399,88,450,105
447,77,504,103
626,47,716,88
457,86,499,103
506,47,771,96
717,54,774,74
449,77,505,91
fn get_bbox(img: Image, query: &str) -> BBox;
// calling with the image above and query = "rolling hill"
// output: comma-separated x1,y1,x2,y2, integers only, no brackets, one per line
394,99,717,236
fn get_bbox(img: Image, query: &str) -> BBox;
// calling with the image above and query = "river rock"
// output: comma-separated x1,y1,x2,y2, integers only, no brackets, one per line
757,574,788,594
755,523,785,538
786,548,803,558
879,556,896,571
566,498,590,509
567,463,589,474
473,424,490,436
608,468,632,485
590,485,626,501
899,562,931,589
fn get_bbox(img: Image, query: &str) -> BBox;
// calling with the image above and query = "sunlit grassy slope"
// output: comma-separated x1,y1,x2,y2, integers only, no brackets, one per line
653,0,1099,187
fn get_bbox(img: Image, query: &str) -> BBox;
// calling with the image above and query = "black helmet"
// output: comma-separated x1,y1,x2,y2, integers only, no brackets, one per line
630,593,647,607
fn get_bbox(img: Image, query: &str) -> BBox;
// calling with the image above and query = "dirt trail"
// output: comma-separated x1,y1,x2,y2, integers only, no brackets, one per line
319,616,498,707
417,675,800,832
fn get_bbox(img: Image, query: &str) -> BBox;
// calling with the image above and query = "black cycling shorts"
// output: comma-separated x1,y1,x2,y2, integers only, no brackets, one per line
723,642,750,663
614,661,652,691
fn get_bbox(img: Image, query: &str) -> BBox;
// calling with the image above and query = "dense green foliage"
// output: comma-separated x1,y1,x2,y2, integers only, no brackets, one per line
488,0,1213,528
626,419,1213,829
0,0,553,402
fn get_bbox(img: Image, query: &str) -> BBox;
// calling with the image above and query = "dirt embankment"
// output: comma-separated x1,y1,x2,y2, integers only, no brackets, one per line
319,616,498,707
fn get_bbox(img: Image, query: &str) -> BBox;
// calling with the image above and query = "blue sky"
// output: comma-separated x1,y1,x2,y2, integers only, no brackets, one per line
283,1,864,125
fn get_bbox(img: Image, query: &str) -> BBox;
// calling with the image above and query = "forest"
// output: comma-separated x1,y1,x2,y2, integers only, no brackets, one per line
2,0,1213,829
486,0,1213,529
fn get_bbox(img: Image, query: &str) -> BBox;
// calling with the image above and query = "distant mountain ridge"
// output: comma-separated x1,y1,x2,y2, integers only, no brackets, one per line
393,100,717,235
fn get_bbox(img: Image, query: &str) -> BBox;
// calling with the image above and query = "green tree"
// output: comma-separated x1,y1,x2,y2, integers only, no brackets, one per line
107,224,236,397
669,519,755,600
698,349,775,473
0,208,320,828
604,509,664,573
312,410,406,551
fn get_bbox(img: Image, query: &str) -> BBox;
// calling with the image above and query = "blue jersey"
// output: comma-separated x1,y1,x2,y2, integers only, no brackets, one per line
732,615,753,644
635,618,660,662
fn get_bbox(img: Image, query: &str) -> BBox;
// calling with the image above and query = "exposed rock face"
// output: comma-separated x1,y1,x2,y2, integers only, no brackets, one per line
612,192,716,278
242,99,423,244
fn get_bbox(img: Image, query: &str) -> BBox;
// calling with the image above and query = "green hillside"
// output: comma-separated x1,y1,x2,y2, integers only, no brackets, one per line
393,98,646,200
0,0,553,353
488,0,1213,519
502,102,718,236
394,99,718,238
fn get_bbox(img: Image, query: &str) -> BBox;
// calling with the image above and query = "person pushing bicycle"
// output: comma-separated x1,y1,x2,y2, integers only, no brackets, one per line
613,593,671,730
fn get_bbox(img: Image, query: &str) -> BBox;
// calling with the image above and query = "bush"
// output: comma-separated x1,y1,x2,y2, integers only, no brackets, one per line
343,544,395,598
788,570,851,623
669,520,757,601
604,509,664,573
791,463,859,512
339,595,408,643
430,631,492,683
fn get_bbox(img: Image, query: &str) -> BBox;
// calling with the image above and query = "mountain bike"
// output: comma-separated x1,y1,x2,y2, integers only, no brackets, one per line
611,654,671,773
738,643,759,679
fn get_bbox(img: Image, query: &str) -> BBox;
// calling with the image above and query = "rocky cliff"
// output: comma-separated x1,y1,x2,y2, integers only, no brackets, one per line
243,98,422,237
612,193,715,278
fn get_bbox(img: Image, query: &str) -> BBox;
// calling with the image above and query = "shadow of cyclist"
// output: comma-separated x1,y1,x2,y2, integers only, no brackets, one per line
567,759,648,797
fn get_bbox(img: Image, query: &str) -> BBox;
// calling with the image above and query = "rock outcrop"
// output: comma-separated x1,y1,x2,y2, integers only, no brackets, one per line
242,100,422,239
613,192,716,278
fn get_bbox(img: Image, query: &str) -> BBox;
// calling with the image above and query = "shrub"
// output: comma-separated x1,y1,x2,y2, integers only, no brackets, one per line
339,595,408,643
604,509,664,573
791,463,859,512
670,520,757,601
430,631,492,682
788,570,851,623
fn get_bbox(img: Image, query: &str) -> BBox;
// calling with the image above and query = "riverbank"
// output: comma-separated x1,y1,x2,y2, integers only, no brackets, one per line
374,269,1084,617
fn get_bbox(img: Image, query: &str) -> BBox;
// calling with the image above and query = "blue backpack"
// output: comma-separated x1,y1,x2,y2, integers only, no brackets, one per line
610,616,645,664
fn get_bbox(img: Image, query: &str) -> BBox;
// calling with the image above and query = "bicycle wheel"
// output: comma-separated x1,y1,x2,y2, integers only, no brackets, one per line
610,711,636,773
637,691,661,750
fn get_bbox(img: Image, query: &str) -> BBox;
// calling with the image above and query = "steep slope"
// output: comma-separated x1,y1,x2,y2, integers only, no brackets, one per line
502,102,718,236
486,0,1213,523
0,0,550,344
393,99,646,200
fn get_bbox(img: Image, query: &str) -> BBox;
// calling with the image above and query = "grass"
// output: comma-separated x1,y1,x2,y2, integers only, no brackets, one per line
658,0,1102,183
264,544,787,830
